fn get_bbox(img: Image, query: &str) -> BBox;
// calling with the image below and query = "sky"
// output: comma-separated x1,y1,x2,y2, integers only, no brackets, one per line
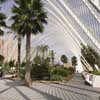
0,0,76,60
1,0,100,64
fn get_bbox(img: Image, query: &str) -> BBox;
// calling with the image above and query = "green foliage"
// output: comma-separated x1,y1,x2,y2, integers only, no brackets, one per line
0,55,4,64
81,44,100,68
31,56,51,80
0,13,6,35
34,55,42,65
31,62,50,80
71,56,77,66
11,0,47,36
51,67,68,77
11,0,48,84
67,68,75,74
91,70,100,75
50,74,63,81
50,67,74,81
9,60,15,67
61,55,68,63
0,0,6,3
20,62,26,79
1,63,11,74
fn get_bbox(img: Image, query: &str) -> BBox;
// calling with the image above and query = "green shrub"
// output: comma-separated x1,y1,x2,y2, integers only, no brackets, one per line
91,70,100,75
20,62,26,79
1,63,11,74
67,68,74,75
50,67,74,81
31,63,50,80
0,55,4,64
51,74,63,81
51,67,68,77
9,60,15,67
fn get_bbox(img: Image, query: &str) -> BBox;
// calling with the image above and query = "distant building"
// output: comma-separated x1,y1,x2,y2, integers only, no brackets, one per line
0,34,18,62
64,62,73,68
0,38,4,55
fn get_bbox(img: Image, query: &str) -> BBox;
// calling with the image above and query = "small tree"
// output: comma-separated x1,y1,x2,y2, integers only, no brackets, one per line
34,55,42,65
81,44,100,69
71,56,77,66
12,0,47,86
61,55,68,64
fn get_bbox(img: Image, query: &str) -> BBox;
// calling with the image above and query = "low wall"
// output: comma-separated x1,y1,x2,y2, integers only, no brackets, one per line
92,75,100,88
82,71,100,88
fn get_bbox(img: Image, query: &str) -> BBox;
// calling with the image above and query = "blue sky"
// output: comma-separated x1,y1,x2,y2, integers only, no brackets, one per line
0,0,81,60
1,0,98,62
1,0,14,15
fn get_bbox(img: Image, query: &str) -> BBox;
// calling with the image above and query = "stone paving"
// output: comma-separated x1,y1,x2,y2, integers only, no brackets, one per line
0,74,100,100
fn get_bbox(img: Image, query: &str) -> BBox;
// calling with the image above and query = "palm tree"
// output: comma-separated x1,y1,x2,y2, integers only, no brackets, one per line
12,0,47,86
11,22,22,78
61,55,68,64
71,56,77,67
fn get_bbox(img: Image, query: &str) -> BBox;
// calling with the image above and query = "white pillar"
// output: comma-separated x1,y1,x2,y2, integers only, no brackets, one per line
75,56,84,73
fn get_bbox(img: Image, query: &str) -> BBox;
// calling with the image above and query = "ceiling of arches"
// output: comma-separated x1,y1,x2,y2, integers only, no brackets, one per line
1,0,100,61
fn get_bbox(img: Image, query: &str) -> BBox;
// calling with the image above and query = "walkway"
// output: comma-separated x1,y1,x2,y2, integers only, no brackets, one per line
0,74,100,100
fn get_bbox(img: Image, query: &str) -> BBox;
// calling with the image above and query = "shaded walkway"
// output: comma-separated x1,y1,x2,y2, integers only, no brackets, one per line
0,74,100,100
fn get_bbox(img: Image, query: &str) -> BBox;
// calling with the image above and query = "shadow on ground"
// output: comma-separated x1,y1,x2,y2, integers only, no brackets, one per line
0,79,61,100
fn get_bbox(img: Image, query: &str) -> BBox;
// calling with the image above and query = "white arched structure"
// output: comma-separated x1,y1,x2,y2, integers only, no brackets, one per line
1,0,100,72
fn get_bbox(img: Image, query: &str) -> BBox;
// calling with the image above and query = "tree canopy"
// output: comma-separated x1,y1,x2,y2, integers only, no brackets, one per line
71,56,77,66
61,55,68,63
81,44,100,68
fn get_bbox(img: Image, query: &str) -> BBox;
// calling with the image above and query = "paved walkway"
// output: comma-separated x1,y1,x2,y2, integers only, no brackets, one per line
0,74,100,100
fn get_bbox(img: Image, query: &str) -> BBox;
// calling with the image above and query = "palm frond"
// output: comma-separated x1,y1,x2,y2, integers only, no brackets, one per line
11,0,47,36
0,0,6,3
0,13,6,20
0,29,4,35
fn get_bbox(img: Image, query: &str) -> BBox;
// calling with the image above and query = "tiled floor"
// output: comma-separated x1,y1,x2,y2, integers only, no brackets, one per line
0,74,100,100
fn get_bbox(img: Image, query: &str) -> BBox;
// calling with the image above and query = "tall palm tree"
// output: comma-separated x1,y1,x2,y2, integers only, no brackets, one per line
61,55,68,64
12,0,47,86
11,22,23,78
71,56,77,67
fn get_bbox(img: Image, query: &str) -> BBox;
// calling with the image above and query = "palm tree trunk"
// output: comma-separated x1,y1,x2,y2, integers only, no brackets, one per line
52,57,54,66
17,34,21,78
25,33,32,87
